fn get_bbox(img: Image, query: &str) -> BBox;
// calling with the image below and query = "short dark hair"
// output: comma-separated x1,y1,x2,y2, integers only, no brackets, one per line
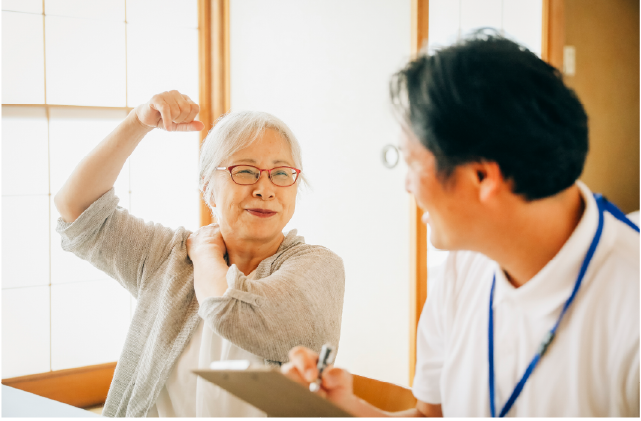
390,31,589,200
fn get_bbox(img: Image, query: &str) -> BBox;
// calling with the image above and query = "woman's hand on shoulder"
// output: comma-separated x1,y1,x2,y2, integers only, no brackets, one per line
188,224,230,301
134,90,205,132
186,223,227,262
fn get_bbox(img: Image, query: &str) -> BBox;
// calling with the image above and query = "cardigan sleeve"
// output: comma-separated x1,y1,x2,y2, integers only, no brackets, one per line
197,246,345,364
55,188,190,298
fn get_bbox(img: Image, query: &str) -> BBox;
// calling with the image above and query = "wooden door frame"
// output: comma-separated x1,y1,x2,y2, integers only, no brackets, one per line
409,0,430,387
199,0,230,227
542,0,565,68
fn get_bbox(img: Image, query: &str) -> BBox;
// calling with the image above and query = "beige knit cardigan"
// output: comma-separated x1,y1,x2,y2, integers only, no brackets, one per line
56,189,345,417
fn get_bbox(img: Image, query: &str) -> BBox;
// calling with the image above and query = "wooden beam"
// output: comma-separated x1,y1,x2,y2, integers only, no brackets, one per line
411,0,430,56
409,196,429,386
198,0,214,227
198,0,213,132
199,0,230,227
212,0,231,121
2,362,116,409
409,0,430,388
541,0,565,69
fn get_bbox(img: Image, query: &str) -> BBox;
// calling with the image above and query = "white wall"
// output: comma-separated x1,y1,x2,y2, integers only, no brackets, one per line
231,0,412,386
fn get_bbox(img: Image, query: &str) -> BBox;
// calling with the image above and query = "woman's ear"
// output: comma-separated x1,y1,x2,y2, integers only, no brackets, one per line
202,180,216,207
207,197,219,224
201,180,218,223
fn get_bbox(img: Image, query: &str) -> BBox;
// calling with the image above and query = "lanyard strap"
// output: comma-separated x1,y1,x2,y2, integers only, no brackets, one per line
594,194,640,233
488,194,638,417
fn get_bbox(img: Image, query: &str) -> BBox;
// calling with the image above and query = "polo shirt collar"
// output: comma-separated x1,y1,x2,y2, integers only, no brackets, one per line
493,181,599,317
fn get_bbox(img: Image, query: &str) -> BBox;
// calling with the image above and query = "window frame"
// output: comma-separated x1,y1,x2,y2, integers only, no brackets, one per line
1,0,219,407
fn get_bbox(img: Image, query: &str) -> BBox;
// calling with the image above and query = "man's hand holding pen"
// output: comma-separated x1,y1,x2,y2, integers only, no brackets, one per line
281,345,356,411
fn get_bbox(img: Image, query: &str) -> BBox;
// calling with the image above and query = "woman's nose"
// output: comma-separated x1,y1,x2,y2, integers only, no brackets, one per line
253,172,275,199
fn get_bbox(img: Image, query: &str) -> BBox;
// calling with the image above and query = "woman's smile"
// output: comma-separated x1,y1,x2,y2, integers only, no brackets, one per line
246,208,277,218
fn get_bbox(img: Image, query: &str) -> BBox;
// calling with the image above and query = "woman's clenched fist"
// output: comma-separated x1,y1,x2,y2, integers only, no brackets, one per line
135,90,205,132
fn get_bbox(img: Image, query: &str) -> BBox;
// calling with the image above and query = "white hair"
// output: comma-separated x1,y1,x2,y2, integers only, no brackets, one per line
199,110,307,215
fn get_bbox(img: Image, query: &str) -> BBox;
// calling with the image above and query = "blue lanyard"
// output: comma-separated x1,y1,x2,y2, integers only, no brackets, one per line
488,194,639,417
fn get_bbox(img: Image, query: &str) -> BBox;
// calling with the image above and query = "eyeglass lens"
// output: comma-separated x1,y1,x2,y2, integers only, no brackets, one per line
231,165,298,186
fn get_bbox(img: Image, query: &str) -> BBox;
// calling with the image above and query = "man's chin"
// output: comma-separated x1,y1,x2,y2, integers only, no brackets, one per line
429,231,448,251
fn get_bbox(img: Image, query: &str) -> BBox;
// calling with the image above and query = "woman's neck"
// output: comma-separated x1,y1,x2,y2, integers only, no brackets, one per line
224,232,285,276
482,185,586,288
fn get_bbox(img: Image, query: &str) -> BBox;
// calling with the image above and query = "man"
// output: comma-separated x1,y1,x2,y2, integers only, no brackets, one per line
282,34,639,417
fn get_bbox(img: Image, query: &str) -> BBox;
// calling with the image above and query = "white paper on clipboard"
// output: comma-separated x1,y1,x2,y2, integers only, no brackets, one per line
193,365,352,417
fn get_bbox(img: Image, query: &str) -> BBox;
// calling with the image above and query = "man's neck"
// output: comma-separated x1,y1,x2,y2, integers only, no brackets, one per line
224,232,285,276
484,185,586,288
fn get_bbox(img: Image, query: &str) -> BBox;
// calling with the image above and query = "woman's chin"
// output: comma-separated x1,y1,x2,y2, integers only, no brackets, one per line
232,226,283,243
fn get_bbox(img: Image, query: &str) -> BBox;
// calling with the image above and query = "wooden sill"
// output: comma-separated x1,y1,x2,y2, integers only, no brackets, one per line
353,374,417,412
3,363,415,413
2,362,116,409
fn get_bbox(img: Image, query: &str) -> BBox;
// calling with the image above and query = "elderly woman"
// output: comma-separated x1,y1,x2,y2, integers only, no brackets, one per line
54,90,345,417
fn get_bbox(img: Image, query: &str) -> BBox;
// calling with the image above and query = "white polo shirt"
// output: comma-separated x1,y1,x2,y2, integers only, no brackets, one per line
412,182,639,417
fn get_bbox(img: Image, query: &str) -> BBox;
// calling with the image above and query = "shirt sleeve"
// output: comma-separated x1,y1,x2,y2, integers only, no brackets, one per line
616,295,640,417
197,247,345,364
622,349,640,417
412,260,449,405
55,188,190,298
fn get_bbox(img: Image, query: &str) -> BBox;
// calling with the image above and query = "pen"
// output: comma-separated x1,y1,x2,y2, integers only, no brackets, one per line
309,343,335,392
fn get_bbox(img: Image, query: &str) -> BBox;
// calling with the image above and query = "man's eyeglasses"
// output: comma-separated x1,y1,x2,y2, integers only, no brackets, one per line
216,165,302,187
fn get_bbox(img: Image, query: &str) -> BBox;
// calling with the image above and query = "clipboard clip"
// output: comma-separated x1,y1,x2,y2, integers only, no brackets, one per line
210,360,251,370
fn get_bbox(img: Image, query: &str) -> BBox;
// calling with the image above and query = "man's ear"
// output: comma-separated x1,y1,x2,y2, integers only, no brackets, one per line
472,161,503,203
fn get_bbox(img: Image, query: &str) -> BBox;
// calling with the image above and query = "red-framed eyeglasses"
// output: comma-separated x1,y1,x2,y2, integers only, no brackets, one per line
216,165,302,187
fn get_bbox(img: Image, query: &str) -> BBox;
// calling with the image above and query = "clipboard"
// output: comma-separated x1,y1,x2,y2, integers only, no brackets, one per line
193,366,352,417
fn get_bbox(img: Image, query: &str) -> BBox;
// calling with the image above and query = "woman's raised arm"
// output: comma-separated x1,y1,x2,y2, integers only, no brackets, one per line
54,90,204,222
